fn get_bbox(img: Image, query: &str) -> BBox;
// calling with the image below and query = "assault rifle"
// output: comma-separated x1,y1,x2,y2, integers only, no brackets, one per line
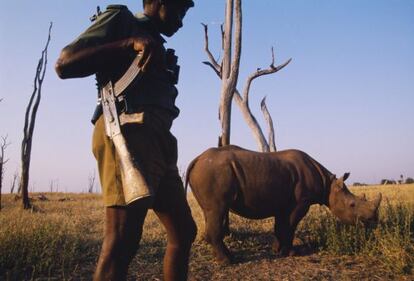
101,53,153,205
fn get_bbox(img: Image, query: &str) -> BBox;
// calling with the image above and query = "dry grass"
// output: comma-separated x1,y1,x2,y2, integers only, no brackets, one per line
350,184,414,203
0,184,413,280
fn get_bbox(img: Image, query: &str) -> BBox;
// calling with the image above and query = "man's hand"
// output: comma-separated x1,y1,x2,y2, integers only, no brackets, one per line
131,36,164,72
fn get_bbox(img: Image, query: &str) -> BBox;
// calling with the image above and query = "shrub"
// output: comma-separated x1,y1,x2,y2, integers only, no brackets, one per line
381,179,397,185
406,177,414,184
353,182,368,187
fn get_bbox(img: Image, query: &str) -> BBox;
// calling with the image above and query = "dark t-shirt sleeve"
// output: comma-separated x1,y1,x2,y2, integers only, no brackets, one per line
64,7,130,53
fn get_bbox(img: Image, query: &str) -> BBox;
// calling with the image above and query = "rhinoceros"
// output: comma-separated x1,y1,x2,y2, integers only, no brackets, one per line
185,145,382,264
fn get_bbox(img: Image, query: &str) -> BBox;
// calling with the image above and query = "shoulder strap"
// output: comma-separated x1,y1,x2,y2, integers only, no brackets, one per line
113,53,143,97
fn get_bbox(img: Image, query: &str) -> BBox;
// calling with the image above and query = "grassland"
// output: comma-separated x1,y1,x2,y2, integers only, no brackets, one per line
0,184,413,280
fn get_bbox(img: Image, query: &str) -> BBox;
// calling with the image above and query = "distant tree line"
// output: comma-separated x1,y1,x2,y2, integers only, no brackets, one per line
380,177,414,185
353,176,414,186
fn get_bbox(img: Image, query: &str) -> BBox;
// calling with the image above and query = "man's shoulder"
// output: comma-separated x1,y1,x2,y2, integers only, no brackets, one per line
96,6,151,31
88,4,134,26
106,4,128,10
66,5,136,51
86,4,137,34
99,4,134,20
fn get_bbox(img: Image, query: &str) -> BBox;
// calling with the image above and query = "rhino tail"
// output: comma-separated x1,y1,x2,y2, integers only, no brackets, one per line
184,156,199,194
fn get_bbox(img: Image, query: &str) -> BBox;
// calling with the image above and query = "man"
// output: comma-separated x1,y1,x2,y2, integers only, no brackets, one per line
55,1,196,280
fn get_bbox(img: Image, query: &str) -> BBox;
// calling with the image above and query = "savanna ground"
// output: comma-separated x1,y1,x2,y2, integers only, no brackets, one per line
1,184,413,281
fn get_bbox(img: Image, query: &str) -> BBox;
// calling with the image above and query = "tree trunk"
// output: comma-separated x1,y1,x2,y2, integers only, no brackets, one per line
19,23,52,209
218,0,242,146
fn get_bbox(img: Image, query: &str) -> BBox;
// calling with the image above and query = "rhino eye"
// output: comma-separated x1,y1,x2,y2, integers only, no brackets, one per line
350,201,356,208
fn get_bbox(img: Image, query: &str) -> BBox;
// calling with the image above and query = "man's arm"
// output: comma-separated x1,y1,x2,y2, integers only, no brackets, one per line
55,36,159,79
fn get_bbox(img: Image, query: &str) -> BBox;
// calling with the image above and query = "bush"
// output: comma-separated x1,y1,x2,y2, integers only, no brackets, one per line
406,177,414,184
381,179,397,185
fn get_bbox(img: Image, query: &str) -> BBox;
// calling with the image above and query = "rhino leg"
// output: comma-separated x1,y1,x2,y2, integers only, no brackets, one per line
273,203,310,256
273,216,294,256
223,212,230,236
204,207,233,264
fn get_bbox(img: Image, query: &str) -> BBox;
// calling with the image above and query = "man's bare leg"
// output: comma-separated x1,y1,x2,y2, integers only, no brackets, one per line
155,202,197,281
93,204,147,281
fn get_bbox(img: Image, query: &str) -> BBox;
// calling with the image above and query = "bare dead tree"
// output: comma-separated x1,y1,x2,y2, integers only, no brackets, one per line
49,180,54,193
88,170,96,193
0,136,10,210
19,22,52,209
55,179,60,193
10,170,18,194
202,12,291,152
17,174,22,194
48,179,58,192
48,178,60,193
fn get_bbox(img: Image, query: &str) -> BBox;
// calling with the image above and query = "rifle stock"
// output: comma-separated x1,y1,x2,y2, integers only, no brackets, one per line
112,133,153,205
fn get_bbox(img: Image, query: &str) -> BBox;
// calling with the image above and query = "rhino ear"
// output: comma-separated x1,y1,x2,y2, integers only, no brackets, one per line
330,174,343,189
343,172,350,181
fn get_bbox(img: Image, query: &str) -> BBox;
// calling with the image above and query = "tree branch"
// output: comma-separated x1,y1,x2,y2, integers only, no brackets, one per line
222,0,233,80
202,23,221,73
229,0,242,88
234,90,269,152
202,61,221,77
261,97,276,152
242,49,292,102
220,24,224,50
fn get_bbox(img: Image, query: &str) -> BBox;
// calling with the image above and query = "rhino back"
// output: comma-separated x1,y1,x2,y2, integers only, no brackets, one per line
232,148,333,215
188,146,332,219
272,149,333,205
188,147,241,211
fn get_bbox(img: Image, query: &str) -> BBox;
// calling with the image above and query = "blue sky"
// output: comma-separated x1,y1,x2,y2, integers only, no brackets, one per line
1,0,413,193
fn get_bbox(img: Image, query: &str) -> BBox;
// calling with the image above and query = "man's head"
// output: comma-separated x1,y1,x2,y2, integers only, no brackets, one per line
143,0,194,37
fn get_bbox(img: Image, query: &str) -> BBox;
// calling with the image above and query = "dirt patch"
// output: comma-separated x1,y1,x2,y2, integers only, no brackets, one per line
128,237,413,281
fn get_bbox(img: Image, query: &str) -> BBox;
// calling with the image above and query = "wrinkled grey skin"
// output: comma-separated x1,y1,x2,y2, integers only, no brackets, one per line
186,145,382,264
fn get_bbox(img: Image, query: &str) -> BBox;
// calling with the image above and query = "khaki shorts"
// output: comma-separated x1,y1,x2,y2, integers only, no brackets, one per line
92,107,185,210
